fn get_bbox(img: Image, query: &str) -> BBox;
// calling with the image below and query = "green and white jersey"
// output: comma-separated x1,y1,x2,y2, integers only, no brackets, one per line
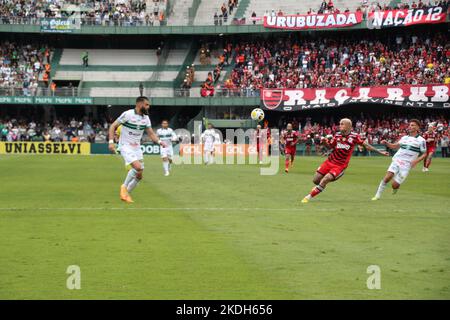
117,109,151,147
201,129,216,145
393,134,426,163
156,127,177,146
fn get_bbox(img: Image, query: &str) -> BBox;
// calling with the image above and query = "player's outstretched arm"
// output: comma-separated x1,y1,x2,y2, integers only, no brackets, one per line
146,127,167,147
108,120,120,153
363,142,389,156
380,140,400,150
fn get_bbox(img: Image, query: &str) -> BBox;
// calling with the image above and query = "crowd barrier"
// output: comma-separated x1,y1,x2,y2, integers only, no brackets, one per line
0,142,445,157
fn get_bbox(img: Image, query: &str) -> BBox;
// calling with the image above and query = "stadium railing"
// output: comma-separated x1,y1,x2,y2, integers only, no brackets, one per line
174,88,261,98
0,87,83,97
0,87,263,99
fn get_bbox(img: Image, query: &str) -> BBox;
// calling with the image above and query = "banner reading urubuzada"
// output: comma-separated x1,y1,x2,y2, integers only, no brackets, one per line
263,12,363,30
0,142,91,155
368,6,447,28
261,84,450,111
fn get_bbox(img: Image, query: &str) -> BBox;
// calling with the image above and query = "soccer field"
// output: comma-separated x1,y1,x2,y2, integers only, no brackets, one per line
0,155,449,299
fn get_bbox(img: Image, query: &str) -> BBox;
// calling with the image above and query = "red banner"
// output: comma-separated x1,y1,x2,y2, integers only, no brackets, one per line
367,6,447,28
261,84,450,111
263,12,363,30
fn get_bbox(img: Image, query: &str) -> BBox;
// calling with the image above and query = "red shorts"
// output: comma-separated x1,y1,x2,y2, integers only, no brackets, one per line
317,159,346,180
426,147,436,155
285,146,296,157
257,143,262,152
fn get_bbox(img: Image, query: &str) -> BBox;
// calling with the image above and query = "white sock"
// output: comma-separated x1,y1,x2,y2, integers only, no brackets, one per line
204,152,209,164
210,152,214,164
124,168,137,187
127,178,140,193
163,160,169,173
375,180,387,198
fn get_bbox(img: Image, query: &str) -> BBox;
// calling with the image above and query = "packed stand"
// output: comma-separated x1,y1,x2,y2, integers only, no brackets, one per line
217,31,450,96
0,117,109,143
0,42,51,96
0,0,167,26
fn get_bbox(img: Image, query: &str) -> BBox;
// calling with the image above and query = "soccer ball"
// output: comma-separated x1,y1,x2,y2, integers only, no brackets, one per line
251,108,265,121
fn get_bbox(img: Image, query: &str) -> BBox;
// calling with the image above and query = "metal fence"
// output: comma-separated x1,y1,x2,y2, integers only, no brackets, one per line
0,87,84,97
0,86,262,99
0,16,167,27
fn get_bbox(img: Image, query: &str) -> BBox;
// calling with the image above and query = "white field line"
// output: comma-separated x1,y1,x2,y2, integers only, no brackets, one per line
0,207,336,212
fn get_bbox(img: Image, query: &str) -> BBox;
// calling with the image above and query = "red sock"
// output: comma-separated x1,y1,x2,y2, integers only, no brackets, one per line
425,158,431,168
309,185,324,198
285,159,289,170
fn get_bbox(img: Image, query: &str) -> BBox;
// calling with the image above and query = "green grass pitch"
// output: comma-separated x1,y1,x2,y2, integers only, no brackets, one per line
0,154,449,299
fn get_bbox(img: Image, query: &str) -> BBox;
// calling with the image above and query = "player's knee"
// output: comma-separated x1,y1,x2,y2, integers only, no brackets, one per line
313,177,321,185
135,167,143,179
392,181,400,189
322,174,334,184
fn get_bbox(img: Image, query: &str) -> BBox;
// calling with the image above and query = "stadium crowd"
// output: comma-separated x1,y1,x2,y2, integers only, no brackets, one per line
0,0,167,26
218,30,450,95
275,113,449,155
1,113,448,157
0,117,109,143
255,0,449,19
213,0,239,25
0,42,51,94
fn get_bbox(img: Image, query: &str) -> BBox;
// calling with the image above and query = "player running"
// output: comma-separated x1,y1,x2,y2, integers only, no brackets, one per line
201,123,217,165
156,120,178,176
108,96,166,203
301,118,388,203
280,123,299,173
372,119,427,200
422,124,437,172
255,124,271,164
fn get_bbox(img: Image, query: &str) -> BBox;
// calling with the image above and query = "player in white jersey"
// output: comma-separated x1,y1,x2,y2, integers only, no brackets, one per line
108,97,166,203
156,120,178,176
372,119,427,200
201,123,217,164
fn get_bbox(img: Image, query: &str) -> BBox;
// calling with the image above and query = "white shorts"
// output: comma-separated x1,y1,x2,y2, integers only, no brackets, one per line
120,144,144,166
204,143,214,152
387,158,411,185
160,146,174,158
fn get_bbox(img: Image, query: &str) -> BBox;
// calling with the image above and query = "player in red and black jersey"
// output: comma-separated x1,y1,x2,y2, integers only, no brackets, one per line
280,123,299,173
255,124,271,164
422,125,438,172
301,118,388,203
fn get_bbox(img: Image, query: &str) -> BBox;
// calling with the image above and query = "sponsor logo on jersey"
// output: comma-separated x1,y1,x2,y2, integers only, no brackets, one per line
336,143,351,150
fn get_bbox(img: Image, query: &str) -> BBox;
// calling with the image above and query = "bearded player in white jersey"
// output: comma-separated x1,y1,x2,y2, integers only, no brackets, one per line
201,123,217,165
108,97,166,203
156,120,178,176
372,119,427,200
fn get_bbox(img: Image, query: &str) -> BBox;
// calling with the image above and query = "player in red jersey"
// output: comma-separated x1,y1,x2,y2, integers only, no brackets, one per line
280,123,299,173
422,124,437,172
255,124,271,164
301,118,389,203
